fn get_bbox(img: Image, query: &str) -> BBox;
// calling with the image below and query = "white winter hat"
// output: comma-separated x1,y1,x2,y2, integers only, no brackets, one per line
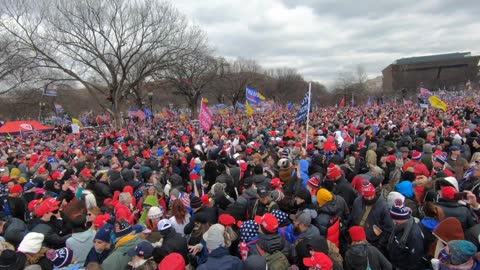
147,206,163,220
18,232,45,253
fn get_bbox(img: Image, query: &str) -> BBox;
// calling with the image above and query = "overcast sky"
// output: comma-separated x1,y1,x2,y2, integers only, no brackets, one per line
174,0,480,86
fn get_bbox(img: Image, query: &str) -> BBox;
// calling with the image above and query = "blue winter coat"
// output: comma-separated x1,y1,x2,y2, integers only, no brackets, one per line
197,247,243,270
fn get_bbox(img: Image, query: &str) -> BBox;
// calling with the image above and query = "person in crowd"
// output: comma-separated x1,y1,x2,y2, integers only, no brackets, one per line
388,205,425,270
102,220,142,270
350,182,393,251
31,197,71,249
197,224,243,270
168,199,190,236
84,224,112,266
345,226,392,270
154,219,189,262
127,241,155,269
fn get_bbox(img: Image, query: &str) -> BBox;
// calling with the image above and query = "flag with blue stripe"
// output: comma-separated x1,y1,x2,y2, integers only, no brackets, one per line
287,102,293,111
295,91,310,123
236,101,246,111
246,87,266,104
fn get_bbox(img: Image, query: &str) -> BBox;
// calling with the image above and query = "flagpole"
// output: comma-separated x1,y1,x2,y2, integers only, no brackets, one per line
305,82,311,149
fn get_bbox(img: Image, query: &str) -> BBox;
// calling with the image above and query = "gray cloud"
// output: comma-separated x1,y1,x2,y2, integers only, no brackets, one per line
174,0,480,87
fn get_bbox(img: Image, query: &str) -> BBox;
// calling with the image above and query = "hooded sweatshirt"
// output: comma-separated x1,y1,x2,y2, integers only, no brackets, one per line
139,195,160,224
66,228,96,265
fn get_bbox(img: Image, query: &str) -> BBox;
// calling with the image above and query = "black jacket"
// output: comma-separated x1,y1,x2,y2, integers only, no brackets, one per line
333,176,357,207
3,196,26,220
315,196,347,236
248,233,291,258
159,227,189,262
345,243,392,270
216,173,236,199
2,217,27,247
350,196,393,248
93,181,112,207
387,219,425,270
184,206,218,235
84,247,111,266
32,219,71,249
435,199,477,229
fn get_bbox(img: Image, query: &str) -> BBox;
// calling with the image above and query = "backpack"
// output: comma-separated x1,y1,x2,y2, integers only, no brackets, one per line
256,246,290,270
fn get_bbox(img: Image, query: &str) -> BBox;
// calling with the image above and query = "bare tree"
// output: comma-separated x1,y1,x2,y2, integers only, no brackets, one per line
0,35,37,94
0,0,206,129
162,51,225,118
211,58,263,111
267,67,306,103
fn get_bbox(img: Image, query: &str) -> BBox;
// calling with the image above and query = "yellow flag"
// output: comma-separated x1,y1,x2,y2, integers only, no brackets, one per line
202,98,209,103
246,101,254,116
72,118,82,126
428,96,448,112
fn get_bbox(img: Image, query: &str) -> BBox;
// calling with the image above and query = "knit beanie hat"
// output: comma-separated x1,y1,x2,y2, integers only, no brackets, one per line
316,188,333,206
46,247,73,268
396,181,414,198
362,182,376,197
95,224,113,243
349,226,367,242
390,205,411,220
411,150,423,160
203,224,225,250
448,240,477,265
441,186,456,200
190,196,202,209
158,253,185,270
17,232,45,253
115,220,133,238
386,191,405,209
147,206,163,220
239,220,260,242
326,163,342,180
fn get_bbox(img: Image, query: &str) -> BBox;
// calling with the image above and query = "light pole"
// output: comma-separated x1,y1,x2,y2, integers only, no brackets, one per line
148,91,153,114
38,101,46,122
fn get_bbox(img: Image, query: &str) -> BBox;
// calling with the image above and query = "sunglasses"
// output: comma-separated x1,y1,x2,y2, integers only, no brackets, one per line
52,209,59,214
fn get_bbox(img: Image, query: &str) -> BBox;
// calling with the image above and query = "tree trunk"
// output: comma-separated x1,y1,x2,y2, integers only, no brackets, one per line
190,98,198,119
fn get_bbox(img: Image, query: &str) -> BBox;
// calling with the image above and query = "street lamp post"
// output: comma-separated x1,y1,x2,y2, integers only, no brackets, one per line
38,101,46,122
148,91,153,114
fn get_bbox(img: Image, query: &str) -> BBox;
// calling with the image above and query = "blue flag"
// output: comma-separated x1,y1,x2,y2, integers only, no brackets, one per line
143,108,153,118
246,87,266,105
366,96,372,106
287,102,293,111
236,101,246,111
295,91,310,123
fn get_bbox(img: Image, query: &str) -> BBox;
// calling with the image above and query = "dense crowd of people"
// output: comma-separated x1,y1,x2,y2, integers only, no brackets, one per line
1,94,480,270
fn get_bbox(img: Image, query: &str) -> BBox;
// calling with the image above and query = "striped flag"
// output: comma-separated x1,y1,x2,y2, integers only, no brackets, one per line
420,87,432,96
295,90,310,123
246,87,266,105
54,103,64,114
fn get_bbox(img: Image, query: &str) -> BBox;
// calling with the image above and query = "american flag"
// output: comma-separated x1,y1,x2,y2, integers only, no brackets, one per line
420,87,432,96
129,109,146,121
54,103,64,114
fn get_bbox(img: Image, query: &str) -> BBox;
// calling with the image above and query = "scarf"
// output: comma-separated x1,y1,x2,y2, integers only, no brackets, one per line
388,217,414,249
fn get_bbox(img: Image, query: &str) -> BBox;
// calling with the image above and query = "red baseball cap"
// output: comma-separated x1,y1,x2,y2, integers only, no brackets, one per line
38,167,48,175
218,214,235,227
51,171,62,181
35,197,61,217
254,213,279,233
271,178,282,188
9,184,23,194
303,252,333,269
80,168,93,178
1,176,10,183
